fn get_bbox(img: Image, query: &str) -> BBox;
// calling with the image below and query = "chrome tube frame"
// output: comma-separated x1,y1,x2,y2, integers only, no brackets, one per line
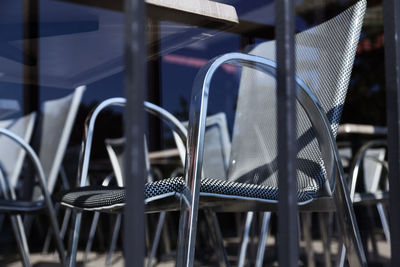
238,212,253,267
255,212,271,267
67,98,188,267
0,128,66,265
337,139,389,264
147,211,166,267
178,52,366,266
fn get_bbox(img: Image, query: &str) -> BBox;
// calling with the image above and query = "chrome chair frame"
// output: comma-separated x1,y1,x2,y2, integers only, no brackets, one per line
177,52,366,266
0,127,66,266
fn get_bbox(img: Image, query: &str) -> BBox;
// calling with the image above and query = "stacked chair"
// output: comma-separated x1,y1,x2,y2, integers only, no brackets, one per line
349,140,390,257
60,1,367,266
0,85,85,266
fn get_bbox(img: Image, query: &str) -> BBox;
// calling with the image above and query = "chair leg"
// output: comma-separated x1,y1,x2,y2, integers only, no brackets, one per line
318,213,332,267
376,203,390,243
45,197,66,265
147,212,166,267
238,211,254,267
42,227,53,254
301,213,315,267
68,211,82,267
337,243,346,267
84,212,101,263
10,215,31,267
204,210,230,267
367,207,379,258
161,218,171,254
43,202,61,253
255,212,271,267
106,214,122,267
333,173,367,267
60,208,72,239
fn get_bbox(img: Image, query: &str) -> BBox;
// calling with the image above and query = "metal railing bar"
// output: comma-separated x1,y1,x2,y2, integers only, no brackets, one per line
383,0,400,266
275,0,299,266
124,0,147,266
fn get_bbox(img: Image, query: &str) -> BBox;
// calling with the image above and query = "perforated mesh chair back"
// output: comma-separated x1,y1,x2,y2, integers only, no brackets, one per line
34,86,85,199
0,113,36,188
227,1,366,201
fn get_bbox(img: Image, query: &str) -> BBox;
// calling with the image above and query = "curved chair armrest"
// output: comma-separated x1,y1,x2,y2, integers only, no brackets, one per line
76,98,188,188
348,139,387,200
0,128,47,201
180,51,344,265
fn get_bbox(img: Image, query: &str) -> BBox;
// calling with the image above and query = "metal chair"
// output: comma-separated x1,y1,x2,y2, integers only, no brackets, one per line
0,85,85,266
60,1,367,266
59,99,189,266
63,101,230,266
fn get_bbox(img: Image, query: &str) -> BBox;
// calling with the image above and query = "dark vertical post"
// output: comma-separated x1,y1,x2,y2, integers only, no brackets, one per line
383,0,400,266
275,0,298,266
147,18,162,152
22,0,39,206
124,0,147,266
23,0,39,114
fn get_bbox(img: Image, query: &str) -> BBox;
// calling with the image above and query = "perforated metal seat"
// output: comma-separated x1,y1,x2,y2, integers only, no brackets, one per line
60,176,318,212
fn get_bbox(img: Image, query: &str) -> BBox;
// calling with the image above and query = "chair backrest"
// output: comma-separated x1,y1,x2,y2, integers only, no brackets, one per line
0,113,36,189
105,110,185,185
175,112,231,179
363,148,386,193
227,1,366,200
34,86,85,198
105,137,125,186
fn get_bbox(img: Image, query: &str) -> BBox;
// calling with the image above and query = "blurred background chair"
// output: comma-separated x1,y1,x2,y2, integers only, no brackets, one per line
59,98,191,267
76,105,231,267
0,85,85,266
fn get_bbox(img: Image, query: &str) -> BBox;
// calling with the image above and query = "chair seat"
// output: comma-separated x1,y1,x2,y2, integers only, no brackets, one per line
0,199,46,213
60,177,316,212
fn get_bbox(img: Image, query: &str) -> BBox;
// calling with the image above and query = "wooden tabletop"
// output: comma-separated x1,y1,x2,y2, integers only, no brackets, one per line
58,0,274,38
60,0,239,27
